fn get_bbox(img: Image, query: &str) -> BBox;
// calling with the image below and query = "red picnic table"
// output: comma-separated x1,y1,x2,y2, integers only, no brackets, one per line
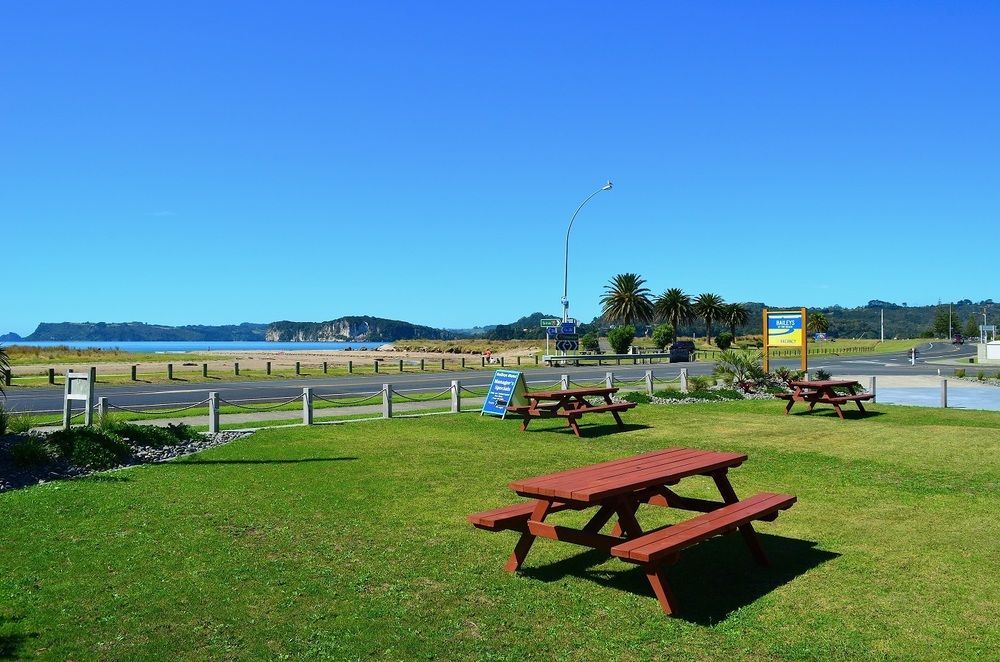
505,386,636,436
776,379,874,419
469,448,796,615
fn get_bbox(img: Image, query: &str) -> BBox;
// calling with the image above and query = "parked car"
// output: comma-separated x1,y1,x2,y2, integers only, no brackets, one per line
953,334,964,344
669,340,696,363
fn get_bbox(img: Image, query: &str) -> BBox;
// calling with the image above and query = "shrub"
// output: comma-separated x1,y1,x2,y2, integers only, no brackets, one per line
653,388,686,399
688,375,712,391
714,332,734,350
955,368,966,378
46,427,130,470
813,368,832,381
716,349,766,392
976,371,985,381
9,437,51,466
651,324,674,351
620,391,650,404
6,412,39,434
712,388,744,400
607,325,636,355
0,405,7,436
580,332,600,353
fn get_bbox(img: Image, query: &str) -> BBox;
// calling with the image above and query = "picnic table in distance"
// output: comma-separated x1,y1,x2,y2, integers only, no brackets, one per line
776,379,873,420
469,448,796,615
505,386,635,436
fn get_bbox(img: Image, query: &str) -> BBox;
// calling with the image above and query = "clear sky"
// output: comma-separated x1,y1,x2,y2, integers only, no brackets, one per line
3,2,998,335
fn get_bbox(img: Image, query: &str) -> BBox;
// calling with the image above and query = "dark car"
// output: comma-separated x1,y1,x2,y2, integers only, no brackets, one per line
669,340,696,363
952,334,964,344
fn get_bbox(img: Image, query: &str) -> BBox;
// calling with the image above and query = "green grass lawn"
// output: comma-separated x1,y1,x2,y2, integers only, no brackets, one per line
1,401,997,659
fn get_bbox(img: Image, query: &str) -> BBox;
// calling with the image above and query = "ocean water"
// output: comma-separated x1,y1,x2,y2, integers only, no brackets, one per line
5,341,388,353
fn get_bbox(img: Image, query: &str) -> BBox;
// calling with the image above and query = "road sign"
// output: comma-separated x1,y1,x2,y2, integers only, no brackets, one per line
556,333,579,341
560,322,577,335
546,327,558,337
481,370,528,418
540,319,560,327
556,340,579,352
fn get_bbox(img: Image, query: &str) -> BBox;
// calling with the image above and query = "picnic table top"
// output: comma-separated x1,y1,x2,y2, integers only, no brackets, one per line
524,386,618,400
788,379,859,389
509,447,746,503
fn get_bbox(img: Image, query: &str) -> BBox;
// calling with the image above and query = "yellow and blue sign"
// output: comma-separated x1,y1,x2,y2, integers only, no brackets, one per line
766,313,804,347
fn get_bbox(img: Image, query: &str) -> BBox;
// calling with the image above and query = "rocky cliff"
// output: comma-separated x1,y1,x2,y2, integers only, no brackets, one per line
265,316,459,342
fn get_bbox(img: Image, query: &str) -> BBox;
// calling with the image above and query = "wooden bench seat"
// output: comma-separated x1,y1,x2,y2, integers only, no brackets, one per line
611,492,796,564
826,394,874,404
554,402,636,416
468,501,570,531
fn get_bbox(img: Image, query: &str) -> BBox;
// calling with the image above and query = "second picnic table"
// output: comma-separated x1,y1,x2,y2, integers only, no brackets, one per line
777,379,874,419
505,386,636,436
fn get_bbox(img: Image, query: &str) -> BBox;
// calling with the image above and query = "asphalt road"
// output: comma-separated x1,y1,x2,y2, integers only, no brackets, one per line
3,342,977,413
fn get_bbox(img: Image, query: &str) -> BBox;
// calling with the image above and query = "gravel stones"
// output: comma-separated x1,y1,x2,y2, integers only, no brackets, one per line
0,430,251,493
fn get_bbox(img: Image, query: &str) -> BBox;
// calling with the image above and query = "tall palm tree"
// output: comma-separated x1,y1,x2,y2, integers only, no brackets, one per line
723,302,749,337
600,273,654,326
807,312,829,334
694,292,725,343
654,288,693,342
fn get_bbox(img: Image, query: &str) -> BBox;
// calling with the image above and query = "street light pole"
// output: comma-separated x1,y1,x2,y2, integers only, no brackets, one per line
562,181,613,323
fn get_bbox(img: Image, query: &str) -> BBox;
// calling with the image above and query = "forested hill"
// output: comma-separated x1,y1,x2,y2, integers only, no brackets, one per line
25,322,268,341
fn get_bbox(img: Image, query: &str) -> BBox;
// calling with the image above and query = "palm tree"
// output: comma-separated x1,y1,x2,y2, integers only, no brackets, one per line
694,292,725,343
723,302,749,337
654,288,693,342
600,273,654,326
807,312,829,334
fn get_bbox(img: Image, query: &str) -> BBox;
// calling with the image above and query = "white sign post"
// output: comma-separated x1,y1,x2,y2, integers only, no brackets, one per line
63,370,95,429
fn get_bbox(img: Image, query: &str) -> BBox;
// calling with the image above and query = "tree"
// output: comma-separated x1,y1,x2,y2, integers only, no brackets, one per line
964,314,979,338
654,288,693,342
607,325,636,354
808,312,829,334
714,332,734,350
723,302,749,337
651,323,674,350
600,273,654,326
580,331,600,353
694,293,725,343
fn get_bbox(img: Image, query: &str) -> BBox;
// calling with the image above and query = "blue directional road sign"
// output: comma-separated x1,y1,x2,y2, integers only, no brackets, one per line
560,322,577,335
546,327,558,337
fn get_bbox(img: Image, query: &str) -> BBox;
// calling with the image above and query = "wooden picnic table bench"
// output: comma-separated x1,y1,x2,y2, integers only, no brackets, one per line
777,379,873,419
506,386,635,436
469,448,796,615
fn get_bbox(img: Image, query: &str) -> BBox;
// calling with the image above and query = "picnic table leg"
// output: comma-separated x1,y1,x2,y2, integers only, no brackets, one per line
644,566,678,615
567,415,582,437
604,394,626,428
710,471,769,567
504,500,550,572
832,403,846,420
784,399,794,414
521,416,531,432
582,504,617,533
611,496,644,539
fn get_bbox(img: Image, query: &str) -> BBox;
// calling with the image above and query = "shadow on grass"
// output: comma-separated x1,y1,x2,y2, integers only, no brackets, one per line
169,457,359,465
520,532,838,625
0,615,37,659
524,423,652,437
790,408,886,420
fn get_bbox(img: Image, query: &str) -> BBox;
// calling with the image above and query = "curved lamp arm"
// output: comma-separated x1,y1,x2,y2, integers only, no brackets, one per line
562,181,613,321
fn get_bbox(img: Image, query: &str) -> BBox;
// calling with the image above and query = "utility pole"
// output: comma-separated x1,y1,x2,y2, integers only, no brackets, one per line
949,303,953,339
880,308,884,342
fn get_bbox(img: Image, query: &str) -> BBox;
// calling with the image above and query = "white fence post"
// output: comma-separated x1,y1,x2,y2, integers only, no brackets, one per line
869,376,877,403
382,384,392,418
940,379,948,408
561,374,569,390
303,387,313,425
605,371,614,389
451,380,461,413
680,368,689,393
209,392,220,434
98,397,108,422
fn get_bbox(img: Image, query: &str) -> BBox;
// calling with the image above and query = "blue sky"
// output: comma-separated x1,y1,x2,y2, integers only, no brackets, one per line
3,2,998,335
